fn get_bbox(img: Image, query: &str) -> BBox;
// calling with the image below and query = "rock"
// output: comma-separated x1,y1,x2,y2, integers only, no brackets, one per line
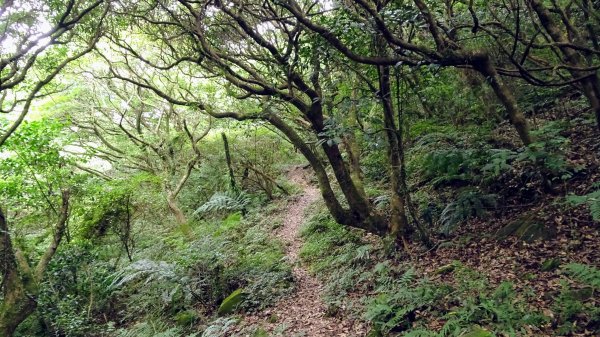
217,288,245,315
540,258,560,272
495,220,524,240
496,217,556,242
568,239,583,250
436,241,457,250
517,223,556,242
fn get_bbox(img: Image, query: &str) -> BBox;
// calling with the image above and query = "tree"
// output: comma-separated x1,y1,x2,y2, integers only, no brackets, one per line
0,119,75,336
0,0,108,147
279,0,534,145
100,0,389,234
69,76,211,224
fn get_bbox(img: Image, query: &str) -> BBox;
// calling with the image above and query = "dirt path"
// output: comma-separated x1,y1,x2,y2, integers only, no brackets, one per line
239,166,367,336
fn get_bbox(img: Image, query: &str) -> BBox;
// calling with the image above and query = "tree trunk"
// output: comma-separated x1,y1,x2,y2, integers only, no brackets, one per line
221,132,237,190
529,0,600,130
0,209,37,337
166,192,187,224
307,102,377,226
459,69,502,122
472,55,533,145
0,271,37,337
344,85,368,201
264,115,350,223
396,70,433,247
265,113,386,234
411,0,532,145
378,65,410,238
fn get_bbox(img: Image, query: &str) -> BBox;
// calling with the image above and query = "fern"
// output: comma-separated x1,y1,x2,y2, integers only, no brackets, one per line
482,149,516,177
110,259,179,289
439,189,497,235
399,267,416,286
566,189,600,222
564,263,600,288
364,268,438,335
201,317,238,337
115,321,198,337
194,190,251,215
373,194,390,209
402,329,437,337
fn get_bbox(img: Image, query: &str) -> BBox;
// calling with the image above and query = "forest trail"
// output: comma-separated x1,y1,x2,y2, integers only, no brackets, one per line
239,166,367,336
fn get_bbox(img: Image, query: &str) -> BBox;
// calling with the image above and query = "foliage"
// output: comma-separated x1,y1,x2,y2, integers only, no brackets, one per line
0,118,73,210
194,191,251,216
551,264,600,334
94,209,292,335
3,0,600,335
564,263,600,289
34,243,116,336
408,131,489,187
114,321,198,337
299,209,563,336
567,187,600,222
439,189,497,235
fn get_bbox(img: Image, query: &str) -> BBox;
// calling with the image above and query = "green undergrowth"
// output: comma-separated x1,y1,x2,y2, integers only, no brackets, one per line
300,208,600,336
20,208,293,337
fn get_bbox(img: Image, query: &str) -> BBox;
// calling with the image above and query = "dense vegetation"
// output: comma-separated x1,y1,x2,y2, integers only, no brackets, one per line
1,0,599,336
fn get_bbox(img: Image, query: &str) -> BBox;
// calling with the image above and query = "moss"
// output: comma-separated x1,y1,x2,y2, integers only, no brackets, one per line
173,310,198,326
217,288,245,315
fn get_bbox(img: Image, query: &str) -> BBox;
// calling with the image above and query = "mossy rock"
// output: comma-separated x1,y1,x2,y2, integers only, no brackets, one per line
435,261,462,275
496,217,556,243
540,258,560,272
217,288,246,315
462,327,492,337
174,310,198,326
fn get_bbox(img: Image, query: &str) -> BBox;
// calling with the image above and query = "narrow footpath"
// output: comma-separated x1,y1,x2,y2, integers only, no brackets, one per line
238,166,367,336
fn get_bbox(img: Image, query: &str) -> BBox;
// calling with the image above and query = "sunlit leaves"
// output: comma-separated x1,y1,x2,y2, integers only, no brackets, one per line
0,117,73,210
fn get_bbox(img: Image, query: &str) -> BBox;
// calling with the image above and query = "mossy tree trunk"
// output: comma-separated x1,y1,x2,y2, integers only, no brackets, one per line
471,54,533,145
0,210,37,337
0,191,70,337
377,64,410,238
166,191,187,225
221,132,237,190
344,84,368,202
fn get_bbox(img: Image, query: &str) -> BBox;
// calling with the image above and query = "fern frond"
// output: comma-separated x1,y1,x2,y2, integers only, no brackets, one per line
399,267,416,286
564,263,600,288
440,190,497,235
567,189,600,222
110,259,178,289
194,190,251,215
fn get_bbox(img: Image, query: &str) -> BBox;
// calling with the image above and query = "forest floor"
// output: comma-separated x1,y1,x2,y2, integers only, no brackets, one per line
233,166,368,336
226,117,599,337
